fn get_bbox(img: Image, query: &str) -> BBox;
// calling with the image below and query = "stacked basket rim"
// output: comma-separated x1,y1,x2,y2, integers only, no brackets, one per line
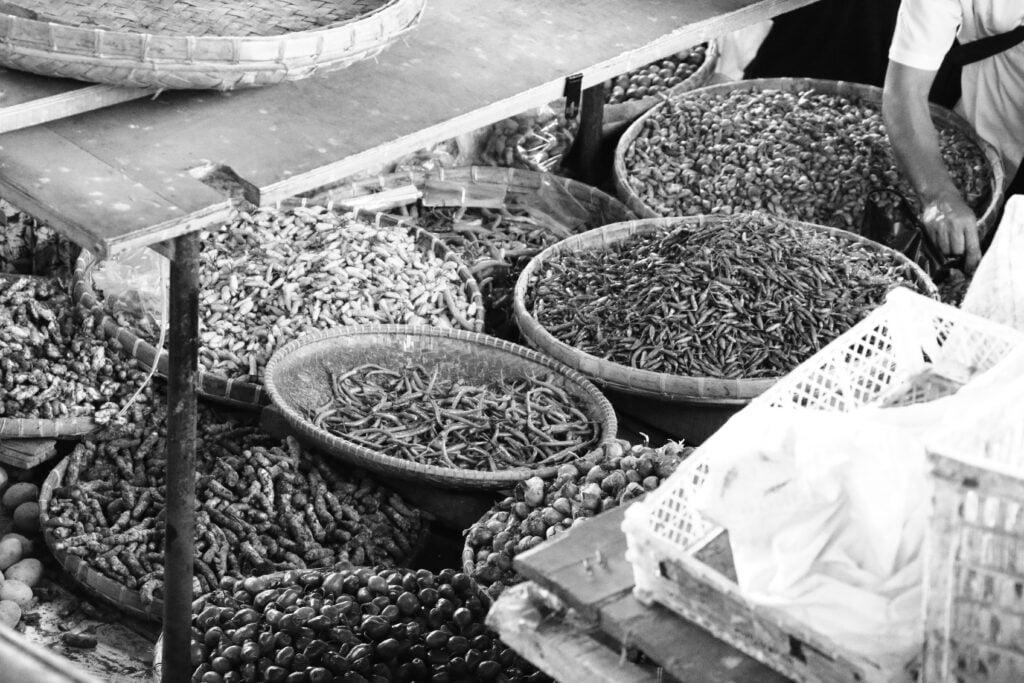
0,0,427,89
262,324,618,490
612,77,1006,241
512,214,940,404
72,205,486,409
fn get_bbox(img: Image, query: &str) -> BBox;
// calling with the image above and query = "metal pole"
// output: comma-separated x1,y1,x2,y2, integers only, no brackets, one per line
161,232,201,683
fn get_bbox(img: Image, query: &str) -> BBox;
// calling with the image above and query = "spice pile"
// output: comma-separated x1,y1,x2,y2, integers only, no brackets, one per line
0,276,150,421
526,214,929,380
101,206,479,384
45,398,425,606
464,439,691,598
306,362,601,472
621,87,990,230
188,566,548,683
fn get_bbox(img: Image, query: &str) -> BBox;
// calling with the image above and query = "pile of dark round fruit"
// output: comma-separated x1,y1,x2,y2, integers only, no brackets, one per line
604,45,709,104
463,439,691,599
189,566,549,683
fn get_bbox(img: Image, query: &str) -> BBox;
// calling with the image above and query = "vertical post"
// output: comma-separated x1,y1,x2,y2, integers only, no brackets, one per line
571,82,606,187
161,232,201,683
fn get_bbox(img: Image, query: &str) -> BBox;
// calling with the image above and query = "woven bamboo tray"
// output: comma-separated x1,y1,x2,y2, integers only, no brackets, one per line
263,325,618,490
39,445,432,623
72,207,485,409
612,77,1005,242
513,215,939,403
0,0,426,89
39,456,161,621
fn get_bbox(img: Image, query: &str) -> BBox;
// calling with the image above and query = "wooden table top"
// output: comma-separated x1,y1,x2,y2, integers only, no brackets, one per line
0,0,816,258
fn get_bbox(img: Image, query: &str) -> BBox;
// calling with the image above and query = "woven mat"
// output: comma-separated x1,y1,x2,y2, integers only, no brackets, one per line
14,0,390,37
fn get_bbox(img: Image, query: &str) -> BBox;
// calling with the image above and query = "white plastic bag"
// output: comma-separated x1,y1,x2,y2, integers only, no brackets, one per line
691,342,1024,672
961,195,1024,329
692,406,930,671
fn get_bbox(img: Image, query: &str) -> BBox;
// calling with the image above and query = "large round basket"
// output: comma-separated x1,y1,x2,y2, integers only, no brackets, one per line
513,215,939,404
39,456,161,621
0,0,425,89
72,208,485,409
612,77,1005,241
263,325,618,490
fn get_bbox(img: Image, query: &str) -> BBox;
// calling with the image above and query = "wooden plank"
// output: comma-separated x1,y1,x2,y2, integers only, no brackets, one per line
487,582,662,683
0,438,57,469
514,503,635,621
0,126,230,257
0,0,821,254
599,591,791,683
0,84,153,134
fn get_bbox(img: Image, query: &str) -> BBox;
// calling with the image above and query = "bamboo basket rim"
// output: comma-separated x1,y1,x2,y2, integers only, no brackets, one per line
0,0,426,89
612,76,1006,240
72,207,485,410
262,324,618,490
512,214,939,403
39,456,164,621
603,39,720,115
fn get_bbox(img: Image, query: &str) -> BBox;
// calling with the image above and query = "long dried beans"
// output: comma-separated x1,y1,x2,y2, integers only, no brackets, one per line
527,214,929,380
307,363,601,470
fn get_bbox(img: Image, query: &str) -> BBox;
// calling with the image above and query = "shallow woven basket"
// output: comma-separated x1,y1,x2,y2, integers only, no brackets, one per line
0,0,426,89
73,208,485,409
39,456,162,621
613,77,1005,241
263,325,618,490
39,451,431,623
603,39,720,126
513,215,940,403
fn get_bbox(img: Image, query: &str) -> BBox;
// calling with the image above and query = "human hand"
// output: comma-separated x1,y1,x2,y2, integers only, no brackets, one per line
920,193,980,273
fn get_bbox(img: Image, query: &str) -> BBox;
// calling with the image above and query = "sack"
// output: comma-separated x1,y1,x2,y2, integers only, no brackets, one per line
860,188,963,283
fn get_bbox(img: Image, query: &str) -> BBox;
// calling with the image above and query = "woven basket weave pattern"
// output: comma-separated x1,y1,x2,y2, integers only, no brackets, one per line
0,0,425,88
16,0,390,37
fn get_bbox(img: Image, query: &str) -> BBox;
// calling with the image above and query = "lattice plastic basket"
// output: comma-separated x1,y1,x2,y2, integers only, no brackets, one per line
622,287,1024,683
924,382,1024,683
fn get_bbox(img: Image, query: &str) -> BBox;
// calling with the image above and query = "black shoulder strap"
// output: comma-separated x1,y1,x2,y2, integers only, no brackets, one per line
949,25,1024,66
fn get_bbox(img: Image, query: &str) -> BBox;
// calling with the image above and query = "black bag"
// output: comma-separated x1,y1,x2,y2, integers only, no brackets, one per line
861,189,964,284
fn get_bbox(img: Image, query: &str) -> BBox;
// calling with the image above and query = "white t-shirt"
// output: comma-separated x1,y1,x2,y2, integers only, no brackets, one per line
889,0,1024,183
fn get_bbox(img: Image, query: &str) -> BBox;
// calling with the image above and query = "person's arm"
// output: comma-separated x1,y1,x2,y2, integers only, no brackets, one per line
882,59,980,271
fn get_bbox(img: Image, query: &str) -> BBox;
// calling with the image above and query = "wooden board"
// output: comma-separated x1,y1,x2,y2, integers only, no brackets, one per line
0,0,819,257
0,438,57,469
488,582,669,683
514,501,791,682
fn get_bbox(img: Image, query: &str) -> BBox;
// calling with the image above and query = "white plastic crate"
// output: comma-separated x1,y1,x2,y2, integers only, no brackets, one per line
924,378,1024,683
623,287,1024,683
